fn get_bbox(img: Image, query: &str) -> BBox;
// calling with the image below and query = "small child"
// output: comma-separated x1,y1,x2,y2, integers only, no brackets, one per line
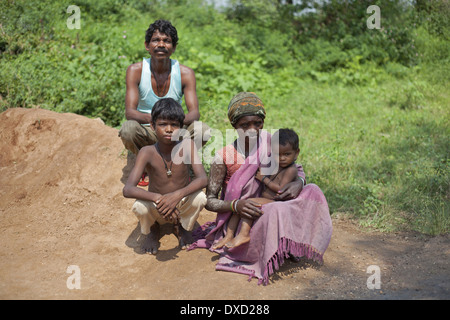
123,98,207,254
213,128,301,249
255,128,300,200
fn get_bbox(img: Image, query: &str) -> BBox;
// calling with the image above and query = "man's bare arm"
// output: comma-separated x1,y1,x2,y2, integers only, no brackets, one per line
180,65,200,126
125,62,152,124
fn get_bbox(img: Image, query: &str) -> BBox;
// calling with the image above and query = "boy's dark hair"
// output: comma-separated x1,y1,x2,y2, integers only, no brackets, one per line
145,19,178,46
273,128,299,151
151,98,185,127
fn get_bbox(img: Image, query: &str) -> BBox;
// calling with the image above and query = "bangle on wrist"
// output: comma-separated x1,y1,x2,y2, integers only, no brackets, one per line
230,200,235,212
233,200,239,213
298,176,305,187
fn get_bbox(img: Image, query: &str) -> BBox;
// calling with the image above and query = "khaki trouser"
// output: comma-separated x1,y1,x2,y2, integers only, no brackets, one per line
118,120,211,155
132,190,207,234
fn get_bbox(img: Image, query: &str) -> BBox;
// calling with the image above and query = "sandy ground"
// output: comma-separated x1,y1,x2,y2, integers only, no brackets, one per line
0,108,448,300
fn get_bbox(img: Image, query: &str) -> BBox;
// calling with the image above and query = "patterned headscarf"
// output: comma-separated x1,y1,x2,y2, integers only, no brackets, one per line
227,92,266,126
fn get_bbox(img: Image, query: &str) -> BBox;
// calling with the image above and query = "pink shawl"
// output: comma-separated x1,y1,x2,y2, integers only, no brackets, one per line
189,131,332,285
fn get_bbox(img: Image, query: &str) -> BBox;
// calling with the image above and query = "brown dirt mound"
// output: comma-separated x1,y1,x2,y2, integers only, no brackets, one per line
0,108,448,300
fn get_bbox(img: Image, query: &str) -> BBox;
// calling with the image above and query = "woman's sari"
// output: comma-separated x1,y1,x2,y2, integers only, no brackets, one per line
189,131,333,285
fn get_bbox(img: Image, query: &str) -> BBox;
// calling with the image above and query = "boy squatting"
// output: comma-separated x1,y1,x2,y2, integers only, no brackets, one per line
123,98,207,254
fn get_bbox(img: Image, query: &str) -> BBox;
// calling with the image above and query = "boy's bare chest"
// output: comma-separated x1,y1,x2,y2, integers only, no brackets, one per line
145,160,189,193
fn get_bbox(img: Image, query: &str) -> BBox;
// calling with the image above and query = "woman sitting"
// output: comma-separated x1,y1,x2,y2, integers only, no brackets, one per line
189,92,333,285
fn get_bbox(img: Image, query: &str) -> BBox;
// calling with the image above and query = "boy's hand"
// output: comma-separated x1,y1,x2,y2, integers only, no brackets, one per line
155,191,183,218
164,207,180,223
152,193,163,203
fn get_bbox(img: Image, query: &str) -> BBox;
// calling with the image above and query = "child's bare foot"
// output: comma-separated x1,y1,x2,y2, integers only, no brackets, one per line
212,234,234,250
173,223,181,240
176,225,193,250
225,233,250,249
141,223,160,255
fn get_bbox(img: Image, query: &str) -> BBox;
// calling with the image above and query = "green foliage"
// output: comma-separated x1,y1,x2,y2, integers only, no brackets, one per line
291,0,420,66
415,0,450,40
0,0,448,234
278,79,449,235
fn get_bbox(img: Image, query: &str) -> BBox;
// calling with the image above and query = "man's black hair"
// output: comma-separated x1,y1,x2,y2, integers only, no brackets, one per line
273,128,299,151
151,98,185,127
145,19,178,46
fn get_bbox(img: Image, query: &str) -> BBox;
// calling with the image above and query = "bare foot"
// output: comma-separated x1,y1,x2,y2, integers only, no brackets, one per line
212,233,234,250
141,223,160,255
173,223,181,240
175,224,193,250
225,233,250,249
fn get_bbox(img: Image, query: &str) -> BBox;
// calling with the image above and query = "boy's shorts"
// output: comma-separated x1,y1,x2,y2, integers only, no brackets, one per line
132,190,207,234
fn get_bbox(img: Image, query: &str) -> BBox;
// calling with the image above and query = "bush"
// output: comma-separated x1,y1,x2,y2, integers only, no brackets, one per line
0,0,448,234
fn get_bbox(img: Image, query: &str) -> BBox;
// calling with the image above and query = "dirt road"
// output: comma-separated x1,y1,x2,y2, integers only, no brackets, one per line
0,108,448,300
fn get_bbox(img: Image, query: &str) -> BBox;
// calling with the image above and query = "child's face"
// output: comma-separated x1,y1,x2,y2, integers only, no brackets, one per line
273,143,299,168
152,118,181,144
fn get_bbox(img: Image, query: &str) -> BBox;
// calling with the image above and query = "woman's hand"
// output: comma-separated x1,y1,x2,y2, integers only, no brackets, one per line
254,169,263,181
235,199,263,220
273,179,303,201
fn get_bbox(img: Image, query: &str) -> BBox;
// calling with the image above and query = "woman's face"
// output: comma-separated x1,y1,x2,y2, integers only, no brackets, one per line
233,115,264,133
234,115,264,150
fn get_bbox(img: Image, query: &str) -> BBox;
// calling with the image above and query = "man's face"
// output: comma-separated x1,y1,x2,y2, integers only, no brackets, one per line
145,30,176,60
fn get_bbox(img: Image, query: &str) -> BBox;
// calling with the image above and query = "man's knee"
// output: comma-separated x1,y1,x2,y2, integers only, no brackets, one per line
118,120,141,140
119,120,157,154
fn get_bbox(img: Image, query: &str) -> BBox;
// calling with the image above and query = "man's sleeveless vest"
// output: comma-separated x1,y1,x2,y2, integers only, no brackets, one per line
137,58,183,113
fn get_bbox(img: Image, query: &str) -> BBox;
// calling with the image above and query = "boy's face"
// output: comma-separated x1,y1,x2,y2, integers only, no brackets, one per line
273,143,299,168
152,118,181,145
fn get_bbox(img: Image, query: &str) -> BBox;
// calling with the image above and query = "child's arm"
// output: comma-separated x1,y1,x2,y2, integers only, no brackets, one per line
260,165,299,195
156,140,208,217
122,146,161,202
